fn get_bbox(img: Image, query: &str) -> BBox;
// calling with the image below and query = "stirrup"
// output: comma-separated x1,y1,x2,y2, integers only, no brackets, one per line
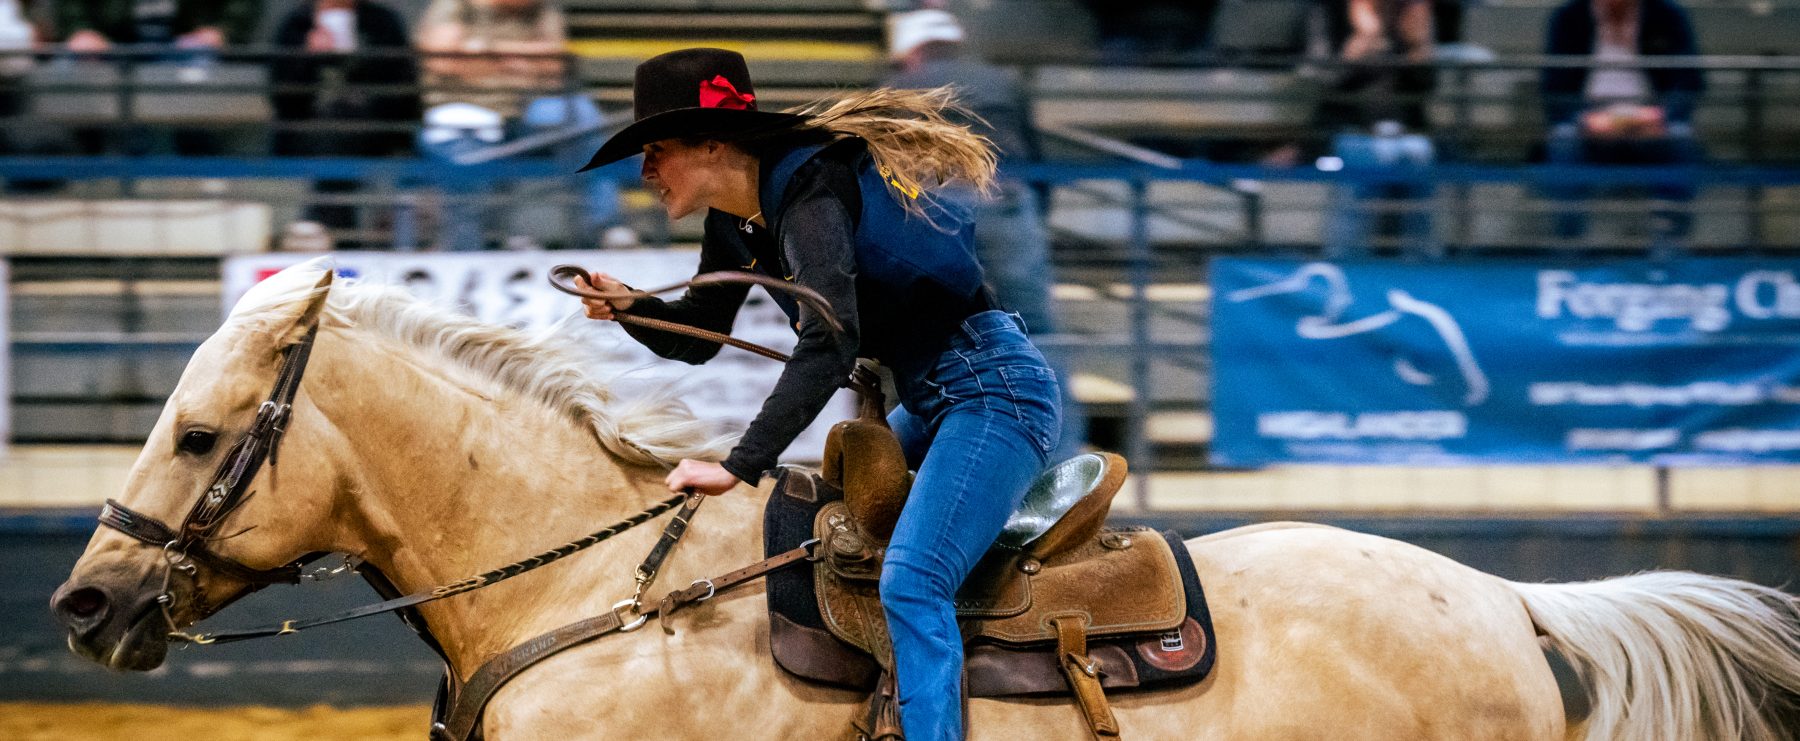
853,670,905,741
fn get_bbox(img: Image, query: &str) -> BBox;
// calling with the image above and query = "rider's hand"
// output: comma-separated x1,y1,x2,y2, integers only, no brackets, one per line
666,459,739,497
577,270,634,320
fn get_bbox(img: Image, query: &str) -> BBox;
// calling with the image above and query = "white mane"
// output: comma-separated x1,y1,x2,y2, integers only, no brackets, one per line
231,260,735,467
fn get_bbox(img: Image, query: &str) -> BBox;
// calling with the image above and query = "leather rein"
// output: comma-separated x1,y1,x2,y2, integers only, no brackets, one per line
90,267,854,735
544,265,843,364
543,264,883,407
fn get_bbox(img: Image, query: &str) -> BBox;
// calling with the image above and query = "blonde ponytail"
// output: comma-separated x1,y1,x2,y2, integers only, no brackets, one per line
788,86,999,219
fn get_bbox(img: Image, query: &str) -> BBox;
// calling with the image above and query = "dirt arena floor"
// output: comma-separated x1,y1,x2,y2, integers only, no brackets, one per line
0,702,430,740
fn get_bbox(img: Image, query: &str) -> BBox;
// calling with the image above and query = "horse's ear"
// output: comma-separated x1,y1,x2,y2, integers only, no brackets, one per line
279,268,335,345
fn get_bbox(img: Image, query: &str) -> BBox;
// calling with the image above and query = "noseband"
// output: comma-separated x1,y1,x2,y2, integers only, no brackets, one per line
89,268,867,648
84,269,877,737
98,326,325,616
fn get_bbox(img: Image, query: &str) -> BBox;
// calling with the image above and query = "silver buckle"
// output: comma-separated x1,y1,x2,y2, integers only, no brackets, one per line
611,598,649,633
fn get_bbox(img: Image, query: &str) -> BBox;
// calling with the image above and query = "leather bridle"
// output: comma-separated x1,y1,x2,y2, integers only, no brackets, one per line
91,267,865,643
98,325,326,628
88,267,865,738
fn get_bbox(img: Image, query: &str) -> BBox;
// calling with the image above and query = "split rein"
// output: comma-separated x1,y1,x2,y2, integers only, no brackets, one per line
159,266,852,646
171,492,703,645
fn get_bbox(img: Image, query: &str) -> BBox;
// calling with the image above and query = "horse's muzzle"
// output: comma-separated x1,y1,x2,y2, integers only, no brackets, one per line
51,572,173,671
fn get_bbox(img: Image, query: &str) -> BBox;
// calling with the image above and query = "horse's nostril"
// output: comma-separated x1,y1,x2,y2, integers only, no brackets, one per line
57,587,109,620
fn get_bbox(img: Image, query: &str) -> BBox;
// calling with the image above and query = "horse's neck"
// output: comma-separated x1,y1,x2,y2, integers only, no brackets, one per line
308,328,767,674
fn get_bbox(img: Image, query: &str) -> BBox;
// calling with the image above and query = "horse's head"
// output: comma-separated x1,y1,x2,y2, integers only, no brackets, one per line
50,261,345,670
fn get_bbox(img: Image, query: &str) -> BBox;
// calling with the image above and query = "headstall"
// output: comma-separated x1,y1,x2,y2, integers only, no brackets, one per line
92,269,852,644
89,268,854,740
98,326,324,630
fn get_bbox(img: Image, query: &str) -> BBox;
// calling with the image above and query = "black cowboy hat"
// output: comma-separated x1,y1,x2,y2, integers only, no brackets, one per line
577,48,807,172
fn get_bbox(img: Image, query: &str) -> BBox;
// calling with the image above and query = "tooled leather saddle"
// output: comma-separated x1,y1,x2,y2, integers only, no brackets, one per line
763,417,1219,740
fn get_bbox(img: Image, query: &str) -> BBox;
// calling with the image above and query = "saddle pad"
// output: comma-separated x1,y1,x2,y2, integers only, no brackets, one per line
764,468,880,684
763,468,1220,697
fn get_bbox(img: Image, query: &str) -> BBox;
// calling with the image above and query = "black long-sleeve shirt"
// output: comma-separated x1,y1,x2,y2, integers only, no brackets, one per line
621,148,865,484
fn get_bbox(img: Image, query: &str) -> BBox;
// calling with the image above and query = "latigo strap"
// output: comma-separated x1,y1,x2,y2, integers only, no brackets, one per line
1054,614,1123,740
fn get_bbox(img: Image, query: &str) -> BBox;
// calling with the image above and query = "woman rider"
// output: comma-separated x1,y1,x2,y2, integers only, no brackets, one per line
574,48,1062,740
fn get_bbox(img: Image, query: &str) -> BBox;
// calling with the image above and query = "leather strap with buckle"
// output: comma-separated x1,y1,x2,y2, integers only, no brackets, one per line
630,491,706,613
431,539,824,741
1053,614,1122,740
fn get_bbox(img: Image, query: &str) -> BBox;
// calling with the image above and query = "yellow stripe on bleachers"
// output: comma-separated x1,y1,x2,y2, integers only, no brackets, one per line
567,39,880,62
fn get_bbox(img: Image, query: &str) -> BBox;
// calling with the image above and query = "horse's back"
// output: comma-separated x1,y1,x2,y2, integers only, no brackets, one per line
482,517,1570,740
1155,523,1568,740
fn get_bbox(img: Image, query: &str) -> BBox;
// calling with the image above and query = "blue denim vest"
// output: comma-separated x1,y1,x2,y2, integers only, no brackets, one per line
758,141,989,373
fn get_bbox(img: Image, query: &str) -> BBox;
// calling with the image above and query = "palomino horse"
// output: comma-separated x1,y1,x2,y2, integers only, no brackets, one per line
51,261,1800,739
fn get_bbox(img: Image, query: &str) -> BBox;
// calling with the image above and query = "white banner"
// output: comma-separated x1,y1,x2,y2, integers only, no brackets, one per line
223,251,852,463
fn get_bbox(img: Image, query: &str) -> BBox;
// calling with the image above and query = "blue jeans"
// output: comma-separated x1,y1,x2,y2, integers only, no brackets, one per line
882,310,1061,741
1544,123,1705,249
1324,131,1437,258
418,95,621,250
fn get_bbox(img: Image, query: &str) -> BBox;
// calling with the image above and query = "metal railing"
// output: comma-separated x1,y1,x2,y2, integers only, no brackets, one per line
5,50,1800,509
3,50,1798,158
6,155,1800,495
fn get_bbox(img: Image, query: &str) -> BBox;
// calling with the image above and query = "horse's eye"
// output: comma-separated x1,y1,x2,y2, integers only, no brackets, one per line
179,430,217,456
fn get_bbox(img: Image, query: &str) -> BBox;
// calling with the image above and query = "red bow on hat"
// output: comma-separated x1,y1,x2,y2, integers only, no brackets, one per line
698,75,755,110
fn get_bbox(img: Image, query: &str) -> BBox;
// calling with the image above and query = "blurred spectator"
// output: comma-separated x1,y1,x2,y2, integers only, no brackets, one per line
56,0,264,156
414,0,621,250
884,9,1087,460
415,0,567,117
1078,0,1218,63
272,0,421,249
0,0,37,140
1313,0,1436,132
56,0,258,51
1541,0,1704,248
0,0,66,191
1309,0,1439,256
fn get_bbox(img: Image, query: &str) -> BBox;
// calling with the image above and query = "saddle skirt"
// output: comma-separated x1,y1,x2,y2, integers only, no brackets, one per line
763,468,1218,698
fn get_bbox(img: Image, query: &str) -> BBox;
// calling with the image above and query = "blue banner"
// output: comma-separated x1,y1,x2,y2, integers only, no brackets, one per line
1210,259,1800,465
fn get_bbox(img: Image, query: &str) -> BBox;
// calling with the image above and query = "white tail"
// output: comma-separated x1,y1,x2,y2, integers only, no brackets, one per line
1510,572,1800,740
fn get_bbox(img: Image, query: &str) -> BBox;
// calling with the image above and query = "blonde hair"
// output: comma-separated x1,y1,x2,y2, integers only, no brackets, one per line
788,86,999,219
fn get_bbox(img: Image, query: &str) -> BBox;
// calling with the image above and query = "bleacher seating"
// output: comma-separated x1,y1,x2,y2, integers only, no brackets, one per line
1461,3,1557,56
0,0,1797,457
0,200,271,255
561,0,886,105
9,273,215,442
1032,65,1315,144
1207,0,1312,57
955,0,1099,63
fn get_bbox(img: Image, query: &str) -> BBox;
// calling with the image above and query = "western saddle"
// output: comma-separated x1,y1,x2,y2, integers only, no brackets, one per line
790,411,1205,740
